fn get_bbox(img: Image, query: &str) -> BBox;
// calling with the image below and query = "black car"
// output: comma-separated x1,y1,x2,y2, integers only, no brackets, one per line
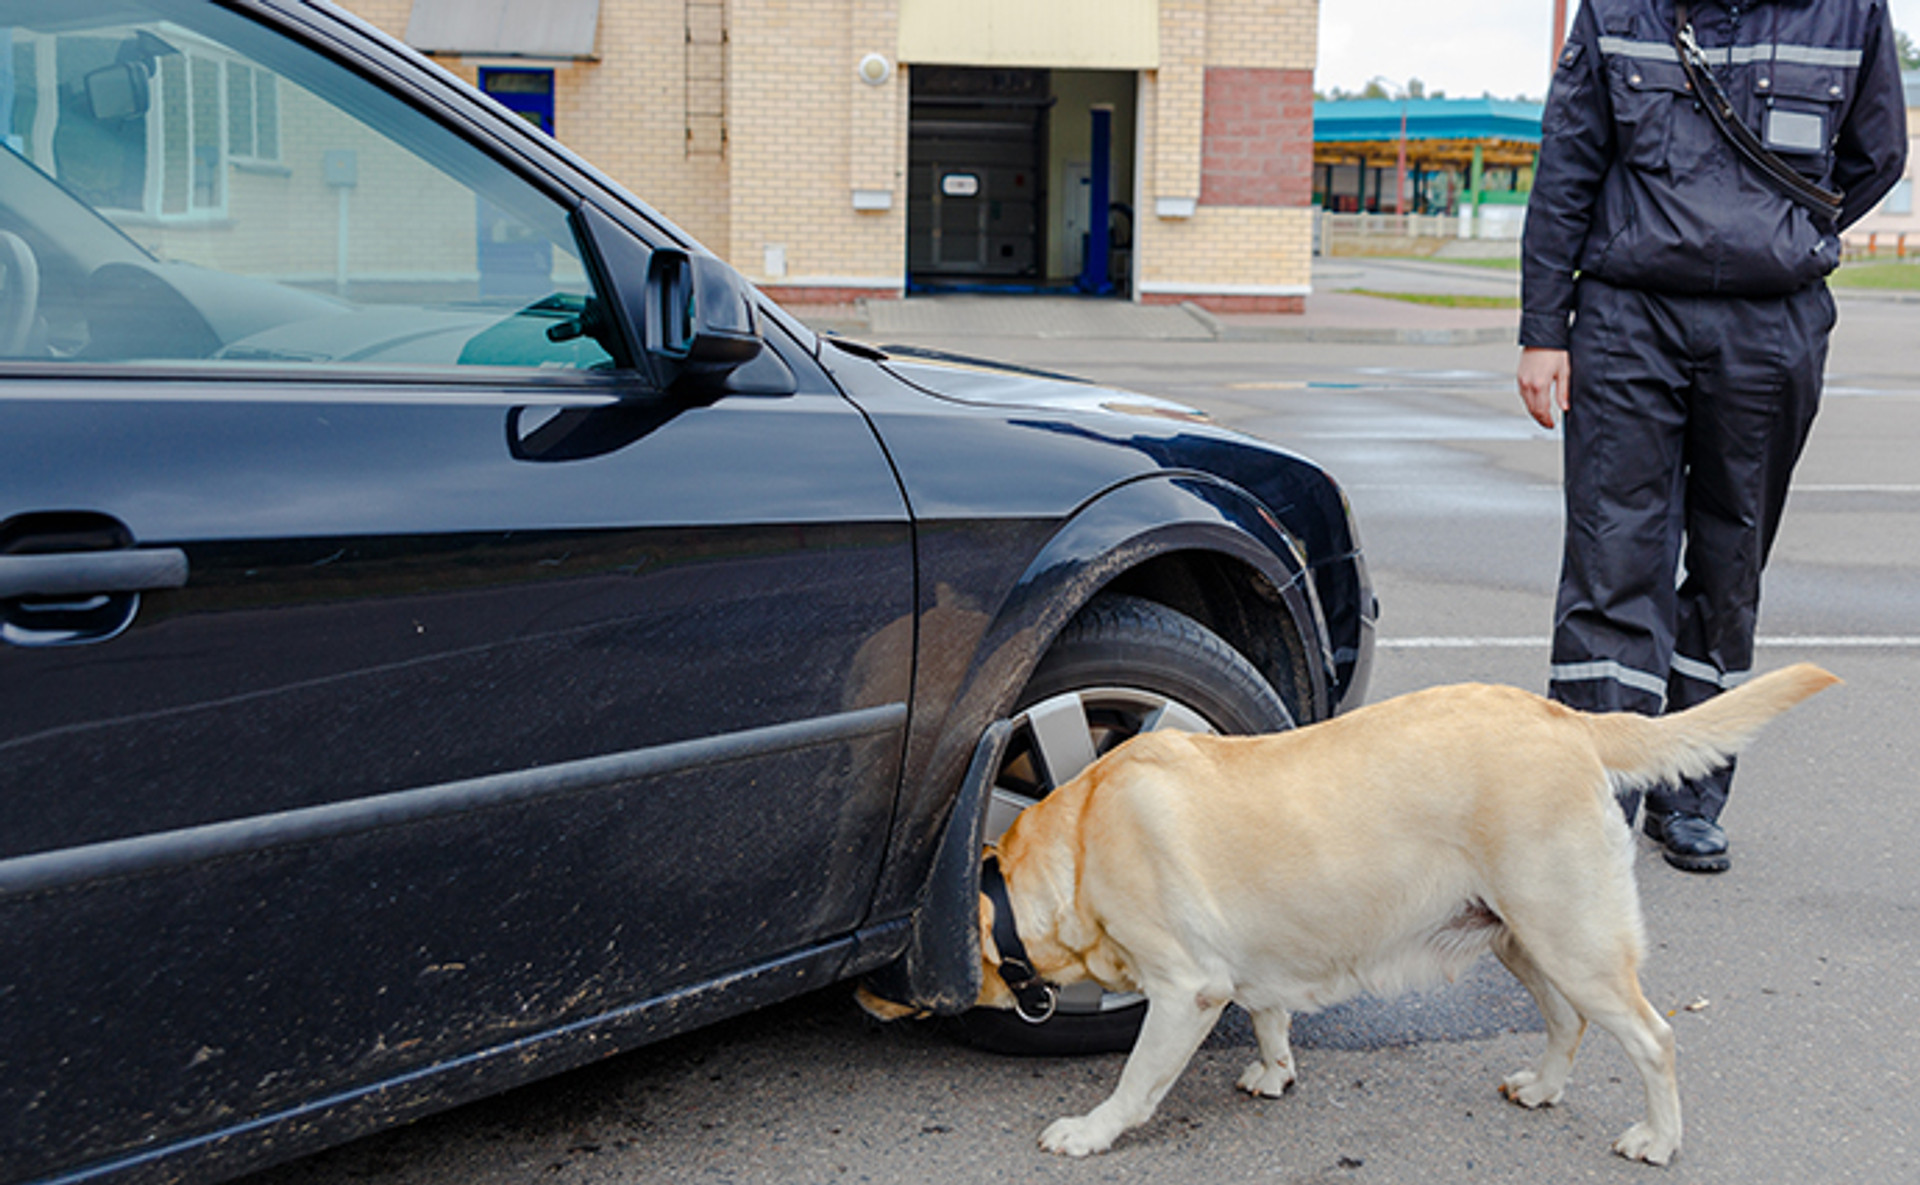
0,2,1373,1181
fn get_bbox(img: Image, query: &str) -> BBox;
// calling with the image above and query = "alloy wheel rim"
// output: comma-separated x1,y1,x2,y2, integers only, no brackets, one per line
987,685,1214,1015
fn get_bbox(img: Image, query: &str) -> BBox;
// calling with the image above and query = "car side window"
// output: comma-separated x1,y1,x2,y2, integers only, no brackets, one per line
0,2,617,372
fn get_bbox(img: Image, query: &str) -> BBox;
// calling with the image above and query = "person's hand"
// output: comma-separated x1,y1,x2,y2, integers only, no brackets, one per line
1517,348,1571,429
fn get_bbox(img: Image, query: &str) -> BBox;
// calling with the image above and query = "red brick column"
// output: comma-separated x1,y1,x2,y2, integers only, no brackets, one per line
1200,67,1314,209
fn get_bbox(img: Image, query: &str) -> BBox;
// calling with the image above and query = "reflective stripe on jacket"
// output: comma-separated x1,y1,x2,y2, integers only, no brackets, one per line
1522,0,1909,349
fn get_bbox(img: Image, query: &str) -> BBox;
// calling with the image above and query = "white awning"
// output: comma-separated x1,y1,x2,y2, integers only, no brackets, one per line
898,0,1158,70
406,0,602,60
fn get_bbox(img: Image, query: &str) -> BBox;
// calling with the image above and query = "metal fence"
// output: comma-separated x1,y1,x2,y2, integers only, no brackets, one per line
1317,213,1918,265
1316,209,1526,255
1842,231,1914,261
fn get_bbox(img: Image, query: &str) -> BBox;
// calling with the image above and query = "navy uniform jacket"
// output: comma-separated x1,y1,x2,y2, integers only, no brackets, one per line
1522,0,1909,350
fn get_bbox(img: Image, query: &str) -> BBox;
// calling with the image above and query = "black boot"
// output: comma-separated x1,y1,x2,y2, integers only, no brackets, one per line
1645,810,1730,873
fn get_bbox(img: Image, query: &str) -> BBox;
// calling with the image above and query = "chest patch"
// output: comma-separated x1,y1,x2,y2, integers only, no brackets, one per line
1764,107,1826,154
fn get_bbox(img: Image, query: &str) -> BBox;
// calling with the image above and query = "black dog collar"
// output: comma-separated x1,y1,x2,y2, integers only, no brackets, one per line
981,854,1058,1024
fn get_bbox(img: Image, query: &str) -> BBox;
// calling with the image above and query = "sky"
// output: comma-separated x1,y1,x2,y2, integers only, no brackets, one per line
1317,0,1920,103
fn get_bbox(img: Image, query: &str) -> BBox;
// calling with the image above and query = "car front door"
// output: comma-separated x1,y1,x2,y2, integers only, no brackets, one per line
0,4,911,1179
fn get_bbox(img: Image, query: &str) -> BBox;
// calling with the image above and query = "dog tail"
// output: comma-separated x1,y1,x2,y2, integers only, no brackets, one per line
1582,663,1840,790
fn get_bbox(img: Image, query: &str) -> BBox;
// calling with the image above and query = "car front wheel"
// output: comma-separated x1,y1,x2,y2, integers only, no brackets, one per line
950,594,1295,1055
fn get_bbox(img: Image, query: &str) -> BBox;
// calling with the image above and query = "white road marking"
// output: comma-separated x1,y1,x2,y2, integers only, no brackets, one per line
1796,484,1920,493
1382,636,1920,649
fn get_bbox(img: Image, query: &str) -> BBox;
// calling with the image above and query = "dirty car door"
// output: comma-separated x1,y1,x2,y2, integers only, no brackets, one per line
0,3,911,1179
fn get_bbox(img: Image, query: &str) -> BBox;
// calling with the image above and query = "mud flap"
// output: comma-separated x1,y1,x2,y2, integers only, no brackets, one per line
860,719,1009,1015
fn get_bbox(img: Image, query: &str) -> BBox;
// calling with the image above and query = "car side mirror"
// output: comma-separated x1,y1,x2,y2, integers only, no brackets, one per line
645,250,793,396
645,251,760,366
575,203,791,397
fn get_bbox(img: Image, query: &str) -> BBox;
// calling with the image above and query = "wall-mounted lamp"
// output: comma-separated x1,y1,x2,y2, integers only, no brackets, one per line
856,52,892,86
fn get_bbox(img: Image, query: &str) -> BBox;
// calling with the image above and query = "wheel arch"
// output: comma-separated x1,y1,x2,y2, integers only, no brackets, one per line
996,473,1335,725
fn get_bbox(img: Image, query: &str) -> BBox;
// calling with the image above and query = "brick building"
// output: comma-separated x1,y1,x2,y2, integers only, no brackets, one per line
341,0,1320,312
1845,69,1919,253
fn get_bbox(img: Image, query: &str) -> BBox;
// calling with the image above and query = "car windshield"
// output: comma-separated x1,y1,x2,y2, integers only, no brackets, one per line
0,0,616,371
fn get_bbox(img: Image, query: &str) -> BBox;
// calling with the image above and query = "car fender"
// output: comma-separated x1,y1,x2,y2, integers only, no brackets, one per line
992,472,1332,714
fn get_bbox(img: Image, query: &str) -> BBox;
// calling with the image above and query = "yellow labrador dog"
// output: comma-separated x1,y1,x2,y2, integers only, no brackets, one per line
975,663,1838,1164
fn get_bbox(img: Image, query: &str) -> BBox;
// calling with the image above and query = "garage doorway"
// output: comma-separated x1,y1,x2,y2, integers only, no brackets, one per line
907,67,1136,295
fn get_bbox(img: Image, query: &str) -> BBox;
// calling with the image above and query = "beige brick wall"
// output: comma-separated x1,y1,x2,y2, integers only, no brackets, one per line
1134,0,1317,307
338,0,411,42
1152,0,1207,205
1138,206,1314,295
728,0,906,293
1205,0,1317,70
343,0,731,253
332,1,1320,307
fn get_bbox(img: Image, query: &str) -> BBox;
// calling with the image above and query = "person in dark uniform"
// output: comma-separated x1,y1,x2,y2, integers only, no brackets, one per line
1518,0,1907,871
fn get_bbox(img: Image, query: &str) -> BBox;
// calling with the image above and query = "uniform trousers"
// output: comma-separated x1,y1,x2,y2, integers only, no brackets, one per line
1550,277,1831,819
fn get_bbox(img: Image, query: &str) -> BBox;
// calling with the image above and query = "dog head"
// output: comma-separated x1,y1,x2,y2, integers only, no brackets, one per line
974,844,1067,1021
973,821,1122,1015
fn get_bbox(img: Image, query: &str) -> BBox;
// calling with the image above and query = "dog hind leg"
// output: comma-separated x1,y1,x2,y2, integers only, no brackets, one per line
1493,930,1586,1108
1514,937,1682,1164
1582,992,1681,1164
1040,993,1227,1156
1236,1006,1298,1097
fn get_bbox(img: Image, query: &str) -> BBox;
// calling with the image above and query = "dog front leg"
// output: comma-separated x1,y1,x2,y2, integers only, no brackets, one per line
1236,1006,1297,1097
1040,993,1226,1156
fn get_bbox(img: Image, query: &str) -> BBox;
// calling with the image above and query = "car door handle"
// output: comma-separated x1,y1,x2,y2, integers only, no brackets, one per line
0,548,190,600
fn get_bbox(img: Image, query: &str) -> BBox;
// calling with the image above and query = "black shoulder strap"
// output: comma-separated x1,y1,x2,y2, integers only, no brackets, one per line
1672,2,1845,227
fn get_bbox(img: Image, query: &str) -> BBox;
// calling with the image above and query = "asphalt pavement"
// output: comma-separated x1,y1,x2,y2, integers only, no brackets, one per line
248,258,1920,1185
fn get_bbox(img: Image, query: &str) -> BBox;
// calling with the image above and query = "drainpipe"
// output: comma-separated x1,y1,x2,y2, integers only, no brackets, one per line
1553,0,1569,75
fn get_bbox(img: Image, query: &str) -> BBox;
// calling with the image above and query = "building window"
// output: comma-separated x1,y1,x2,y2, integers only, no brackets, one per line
478,67,554,136
152,51,227,217
4,6,613,372
1884,178,1913,217
225,60,280,163
19,32,282,221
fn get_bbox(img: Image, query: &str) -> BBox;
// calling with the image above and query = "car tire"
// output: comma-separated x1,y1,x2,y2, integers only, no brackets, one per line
947,594,1295,1056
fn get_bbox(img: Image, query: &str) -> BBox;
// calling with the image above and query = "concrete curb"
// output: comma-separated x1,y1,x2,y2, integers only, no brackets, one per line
1834,288,1920,305
1180,300,1516,345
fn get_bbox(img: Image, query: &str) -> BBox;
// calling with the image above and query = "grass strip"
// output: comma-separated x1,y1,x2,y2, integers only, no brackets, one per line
1348,289,1520,309
1830,260,1920,290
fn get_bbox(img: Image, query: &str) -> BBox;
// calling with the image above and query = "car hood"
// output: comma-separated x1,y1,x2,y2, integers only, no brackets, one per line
873,346,1212,426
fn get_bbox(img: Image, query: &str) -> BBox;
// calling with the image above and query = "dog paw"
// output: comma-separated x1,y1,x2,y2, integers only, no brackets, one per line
1236,1061,1296,1098
1612,1121,1679,1165
1499,1069,1564,1109
1040,1115,1118,1157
